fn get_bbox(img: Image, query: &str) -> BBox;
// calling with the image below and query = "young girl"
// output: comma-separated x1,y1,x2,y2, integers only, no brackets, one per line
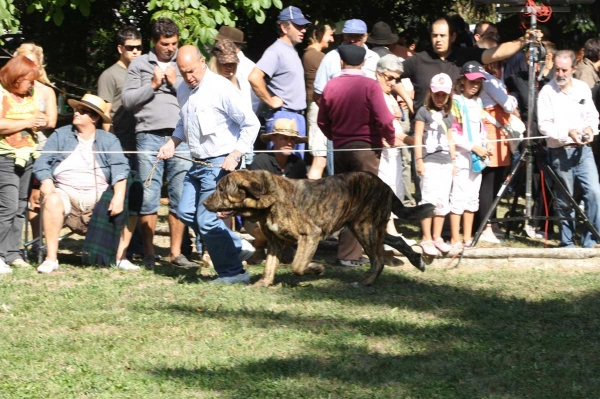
414,73,456,256
450,61,493,249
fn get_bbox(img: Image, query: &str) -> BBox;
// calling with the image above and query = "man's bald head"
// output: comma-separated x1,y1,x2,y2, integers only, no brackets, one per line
177,44,206,88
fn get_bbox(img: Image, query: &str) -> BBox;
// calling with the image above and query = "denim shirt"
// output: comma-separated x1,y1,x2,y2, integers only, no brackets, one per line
33,125,130,186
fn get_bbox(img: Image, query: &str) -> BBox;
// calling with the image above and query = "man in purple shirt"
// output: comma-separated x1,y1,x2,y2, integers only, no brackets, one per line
249,6,310,157
317,44,398,266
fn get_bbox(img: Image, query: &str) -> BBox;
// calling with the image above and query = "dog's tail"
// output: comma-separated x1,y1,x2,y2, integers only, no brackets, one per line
391,196,435,221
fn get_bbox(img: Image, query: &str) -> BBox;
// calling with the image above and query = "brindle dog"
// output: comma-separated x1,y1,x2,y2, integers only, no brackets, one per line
204,170,434,287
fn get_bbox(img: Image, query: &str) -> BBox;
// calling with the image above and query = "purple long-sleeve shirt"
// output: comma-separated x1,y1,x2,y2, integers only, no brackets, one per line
317,70,395,148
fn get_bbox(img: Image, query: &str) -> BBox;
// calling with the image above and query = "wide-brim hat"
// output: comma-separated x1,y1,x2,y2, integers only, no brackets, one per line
68,94,112,124
215,26,246,45
367,22,398,46
260,118,308,143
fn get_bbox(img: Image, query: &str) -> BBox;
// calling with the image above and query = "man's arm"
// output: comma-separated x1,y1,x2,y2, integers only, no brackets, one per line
222,86,261,171
316,94,332,139
482,29,542,64
392,82,414,114
121,59,155,110
108,178,127,216
369,85,396,145
248,67,283,109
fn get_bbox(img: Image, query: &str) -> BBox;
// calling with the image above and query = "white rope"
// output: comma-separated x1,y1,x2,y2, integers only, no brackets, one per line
4,134,548,155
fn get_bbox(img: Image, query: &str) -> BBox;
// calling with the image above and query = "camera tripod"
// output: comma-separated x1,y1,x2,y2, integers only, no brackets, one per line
472,140,600,246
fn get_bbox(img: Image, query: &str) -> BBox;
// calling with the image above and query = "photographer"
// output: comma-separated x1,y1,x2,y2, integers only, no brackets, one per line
537,50,600,248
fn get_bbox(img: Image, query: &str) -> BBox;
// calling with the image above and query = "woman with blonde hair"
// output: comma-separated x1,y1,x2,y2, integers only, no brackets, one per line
15,43,58,255
14,43,57,134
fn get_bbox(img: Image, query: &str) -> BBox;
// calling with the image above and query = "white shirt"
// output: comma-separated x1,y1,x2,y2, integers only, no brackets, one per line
313,44,380,95
236,51,261,113
537,78,599,148
173,69,260,159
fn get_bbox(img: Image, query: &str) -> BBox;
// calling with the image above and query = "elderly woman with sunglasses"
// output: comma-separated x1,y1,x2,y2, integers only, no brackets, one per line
375,54,416,244
0,56,49,274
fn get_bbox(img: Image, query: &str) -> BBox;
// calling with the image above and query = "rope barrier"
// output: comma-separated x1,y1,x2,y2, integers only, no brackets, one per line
5,134,549,155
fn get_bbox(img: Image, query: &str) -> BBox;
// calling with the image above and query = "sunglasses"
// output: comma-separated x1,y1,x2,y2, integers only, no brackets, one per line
122,44,143,52
75,107,97,117
381,72,401,84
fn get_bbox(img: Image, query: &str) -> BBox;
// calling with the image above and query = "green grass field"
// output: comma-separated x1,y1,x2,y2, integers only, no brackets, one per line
2,260,599,398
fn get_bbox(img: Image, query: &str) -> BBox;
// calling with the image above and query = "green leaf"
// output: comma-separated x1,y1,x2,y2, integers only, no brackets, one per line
79,0,90,17
260,0,271,9
53,8,64,26
251,0,260,11
148,0,157,10
190,0,200,8
254,8,265,24
272,0,282,9
214,10,223,24
181,28,190,39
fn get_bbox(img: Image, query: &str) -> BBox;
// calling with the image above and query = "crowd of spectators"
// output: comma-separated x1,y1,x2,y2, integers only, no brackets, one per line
1,9,600,280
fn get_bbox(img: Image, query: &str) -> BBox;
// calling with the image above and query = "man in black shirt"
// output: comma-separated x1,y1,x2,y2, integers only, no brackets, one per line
248,118,308,179
245,118,307,262
402,16,541,115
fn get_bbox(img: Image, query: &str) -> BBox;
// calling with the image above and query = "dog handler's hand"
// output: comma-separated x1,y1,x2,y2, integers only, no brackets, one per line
157,140,175,160
221,154,239,172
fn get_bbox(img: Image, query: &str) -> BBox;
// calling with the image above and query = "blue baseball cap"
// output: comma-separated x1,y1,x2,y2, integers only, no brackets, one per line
342,19,367,34
278,6,311,25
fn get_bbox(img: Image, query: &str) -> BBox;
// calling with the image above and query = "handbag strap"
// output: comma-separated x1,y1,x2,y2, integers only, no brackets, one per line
459,95,474,143
482,110,502,128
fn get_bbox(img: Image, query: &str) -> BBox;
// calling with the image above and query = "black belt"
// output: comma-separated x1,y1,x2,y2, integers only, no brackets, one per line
192,153,228,162
560,143,588,149
281,107,304,114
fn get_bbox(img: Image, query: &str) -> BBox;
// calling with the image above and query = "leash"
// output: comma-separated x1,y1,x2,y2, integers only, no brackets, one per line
143,154,213,188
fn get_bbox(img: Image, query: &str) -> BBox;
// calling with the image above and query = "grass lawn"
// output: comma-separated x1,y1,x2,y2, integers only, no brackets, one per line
2,260,600,398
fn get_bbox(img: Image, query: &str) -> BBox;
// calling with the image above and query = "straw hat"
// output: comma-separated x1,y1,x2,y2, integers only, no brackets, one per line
260,119,308,143
68,94,112,123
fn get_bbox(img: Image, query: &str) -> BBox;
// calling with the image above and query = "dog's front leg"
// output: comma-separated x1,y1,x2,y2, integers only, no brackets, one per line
291,235,324,276
254,237,284,287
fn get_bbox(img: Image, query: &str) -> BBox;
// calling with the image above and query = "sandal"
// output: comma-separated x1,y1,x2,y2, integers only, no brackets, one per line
420,240,439,257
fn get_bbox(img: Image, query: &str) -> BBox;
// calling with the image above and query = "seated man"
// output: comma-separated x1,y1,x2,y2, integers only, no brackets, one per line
245,118,307,259
33,94,134,273
248,118,308,178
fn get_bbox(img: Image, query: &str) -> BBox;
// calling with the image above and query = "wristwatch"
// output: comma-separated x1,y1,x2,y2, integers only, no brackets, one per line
231,153,242,163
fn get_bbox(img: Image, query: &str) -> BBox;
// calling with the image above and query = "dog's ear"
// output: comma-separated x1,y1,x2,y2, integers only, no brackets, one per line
240,178,265,199
240,171,277,209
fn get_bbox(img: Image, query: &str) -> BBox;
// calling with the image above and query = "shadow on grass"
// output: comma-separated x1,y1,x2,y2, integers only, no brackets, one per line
150,272,600,398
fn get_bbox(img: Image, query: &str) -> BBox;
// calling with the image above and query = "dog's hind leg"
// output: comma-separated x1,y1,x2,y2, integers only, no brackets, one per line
353,223,386,286
291,236,324,276
384,233,425,272
254,236,285,288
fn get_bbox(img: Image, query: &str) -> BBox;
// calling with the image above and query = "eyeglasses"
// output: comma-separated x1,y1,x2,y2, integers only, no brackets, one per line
75,107,97,117
381,72,401,84
122,44,143,52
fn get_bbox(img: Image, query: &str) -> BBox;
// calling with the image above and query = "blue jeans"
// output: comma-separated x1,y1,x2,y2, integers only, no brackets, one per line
265,109,306,159
0,157,31,263
177,156,243,277
548,145,600,247
136,132,192,214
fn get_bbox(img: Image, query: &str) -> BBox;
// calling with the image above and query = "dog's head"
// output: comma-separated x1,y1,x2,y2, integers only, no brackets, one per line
204,170,278,218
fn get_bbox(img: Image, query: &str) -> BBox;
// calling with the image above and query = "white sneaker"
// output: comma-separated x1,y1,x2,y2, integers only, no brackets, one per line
37,260,59,274
238,239,256,262
524,225,543,239
0,259,12,274
116,259,141,271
